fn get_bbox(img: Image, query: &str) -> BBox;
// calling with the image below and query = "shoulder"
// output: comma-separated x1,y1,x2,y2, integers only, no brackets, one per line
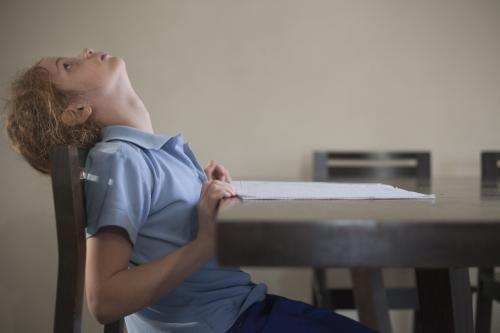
84,141,152,181
87,140,141,160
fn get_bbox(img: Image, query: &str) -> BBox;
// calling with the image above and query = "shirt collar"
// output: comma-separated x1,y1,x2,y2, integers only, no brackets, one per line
101,125,182,150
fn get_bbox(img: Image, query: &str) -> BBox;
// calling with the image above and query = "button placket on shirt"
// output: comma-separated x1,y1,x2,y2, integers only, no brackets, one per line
183,143,208,183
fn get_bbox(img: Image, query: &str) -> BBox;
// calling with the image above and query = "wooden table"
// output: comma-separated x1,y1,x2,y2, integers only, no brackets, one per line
216,177,500,333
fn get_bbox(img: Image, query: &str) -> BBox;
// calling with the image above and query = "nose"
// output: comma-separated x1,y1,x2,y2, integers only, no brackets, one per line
80,47,94,59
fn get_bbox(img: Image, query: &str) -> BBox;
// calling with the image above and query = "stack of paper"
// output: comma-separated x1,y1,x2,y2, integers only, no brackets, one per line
231,181,435,200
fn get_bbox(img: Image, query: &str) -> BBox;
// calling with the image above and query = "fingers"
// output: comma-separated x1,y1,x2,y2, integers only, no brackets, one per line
212,165,226,182
215,164,232,183
204,160,232,183
206,180,236,197
200,180,236,215
204,160,216,181
201,180,236,209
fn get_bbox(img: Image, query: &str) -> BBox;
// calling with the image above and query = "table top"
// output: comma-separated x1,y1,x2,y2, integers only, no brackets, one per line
216,177,500,268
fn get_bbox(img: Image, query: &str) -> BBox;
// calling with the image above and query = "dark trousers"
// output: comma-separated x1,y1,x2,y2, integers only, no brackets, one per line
227,294,377,333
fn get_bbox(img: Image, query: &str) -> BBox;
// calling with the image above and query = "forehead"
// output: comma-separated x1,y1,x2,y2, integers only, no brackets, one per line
38,57,58,75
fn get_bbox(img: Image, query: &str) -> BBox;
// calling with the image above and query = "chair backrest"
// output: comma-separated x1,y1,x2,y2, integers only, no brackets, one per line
481,151,500,186
49,145,124,333
313,151,431,184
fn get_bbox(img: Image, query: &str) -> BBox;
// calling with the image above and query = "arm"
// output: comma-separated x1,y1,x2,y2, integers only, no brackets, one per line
85,180,236,324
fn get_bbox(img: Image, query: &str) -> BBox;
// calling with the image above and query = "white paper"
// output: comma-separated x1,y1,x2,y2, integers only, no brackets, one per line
231,181,435,200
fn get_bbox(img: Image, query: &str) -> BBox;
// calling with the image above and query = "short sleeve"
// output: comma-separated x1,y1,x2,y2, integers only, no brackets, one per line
84,142,153,245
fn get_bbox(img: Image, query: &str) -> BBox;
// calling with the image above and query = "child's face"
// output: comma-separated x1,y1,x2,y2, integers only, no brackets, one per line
37,48,134,126
38,48,124,96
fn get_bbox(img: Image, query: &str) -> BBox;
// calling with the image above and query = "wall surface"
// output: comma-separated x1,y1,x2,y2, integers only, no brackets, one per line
1,0,499,332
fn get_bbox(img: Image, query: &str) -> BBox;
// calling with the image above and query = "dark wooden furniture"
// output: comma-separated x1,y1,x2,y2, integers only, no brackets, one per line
314,151,431,183
216,177,500,333
312,151,430,333
476,151,500,333
49,145,124,333
481,151,500,187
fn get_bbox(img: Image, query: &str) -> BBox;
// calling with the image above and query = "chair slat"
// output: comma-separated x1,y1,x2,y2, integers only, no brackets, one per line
328,166,418,178
314,151,431,182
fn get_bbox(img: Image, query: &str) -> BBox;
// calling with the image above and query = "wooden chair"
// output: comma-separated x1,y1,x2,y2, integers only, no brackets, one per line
314,151,431,185
475,152,500,333
481,151,500,187
312,151,431,333
49,145,124,333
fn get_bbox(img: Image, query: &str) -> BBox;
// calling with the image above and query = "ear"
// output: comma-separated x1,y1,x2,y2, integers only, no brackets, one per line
60,105,92,127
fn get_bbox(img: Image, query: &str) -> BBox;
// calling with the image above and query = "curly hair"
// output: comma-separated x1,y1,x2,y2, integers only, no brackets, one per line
2,65,102,174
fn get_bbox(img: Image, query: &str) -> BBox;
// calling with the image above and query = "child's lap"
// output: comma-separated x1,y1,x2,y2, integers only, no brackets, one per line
227,294,376,333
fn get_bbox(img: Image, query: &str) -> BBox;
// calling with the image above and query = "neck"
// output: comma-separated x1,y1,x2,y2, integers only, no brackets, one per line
116,91,154,133
96,77,154,133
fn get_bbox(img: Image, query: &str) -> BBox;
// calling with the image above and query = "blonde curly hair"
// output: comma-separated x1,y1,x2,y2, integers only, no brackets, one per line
3,64,102,174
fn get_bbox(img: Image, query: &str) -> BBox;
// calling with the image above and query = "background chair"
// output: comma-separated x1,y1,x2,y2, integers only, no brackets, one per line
314,151,431,187
481,151,500,187
476,151,500,333
312,151,431,333
49,145,124,333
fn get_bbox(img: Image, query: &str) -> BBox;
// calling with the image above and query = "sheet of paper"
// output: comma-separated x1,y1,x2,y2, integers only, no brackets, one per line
231,181,435,200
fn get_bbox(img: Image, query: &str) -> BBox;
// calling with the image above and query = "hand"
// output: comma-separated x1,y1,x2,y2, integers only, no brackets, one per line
196,180,236,250
204,160,232,183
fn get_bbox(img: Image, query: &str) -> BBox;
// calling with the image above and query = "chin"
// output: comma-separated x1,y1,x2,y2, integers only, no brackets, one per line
110,56,126,68
106,57,127,78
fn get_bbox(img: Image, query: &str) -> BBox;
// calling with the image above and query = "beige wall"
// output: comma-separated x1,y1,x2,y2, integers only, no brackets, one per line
1,0,499,332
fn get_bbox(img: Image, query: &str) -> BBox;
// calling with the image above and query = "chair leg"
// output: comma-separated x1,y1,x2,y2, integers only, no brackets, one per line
476,268,494,333
351,268,392,333
413,309,422,333
416,268,473,333
312,268,332,308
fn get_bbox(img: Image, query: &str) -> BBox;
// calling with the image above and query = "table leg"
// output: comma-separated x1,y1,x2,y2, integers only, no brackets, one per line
415,268,473,333
475,267,494,333
351,268,392,333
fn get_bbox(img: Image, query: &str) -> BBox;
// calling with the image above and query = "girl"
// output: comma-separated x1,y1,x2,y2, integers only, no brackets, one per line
4,48,375,333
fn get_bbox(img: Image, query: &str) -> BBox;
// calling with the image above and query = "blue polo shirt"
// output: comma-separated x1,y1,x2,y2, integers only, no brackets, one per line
84,125,267,333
